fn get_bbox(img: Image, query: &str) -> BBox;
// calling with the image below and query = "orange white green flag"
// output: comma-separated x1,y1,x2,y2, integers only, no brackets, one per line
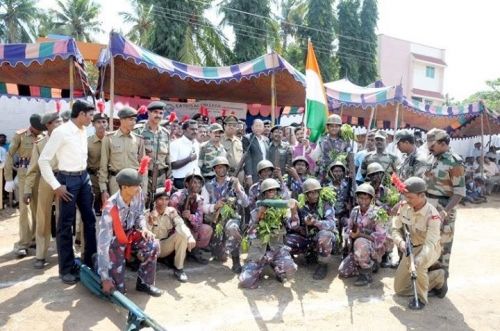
305,40,329,143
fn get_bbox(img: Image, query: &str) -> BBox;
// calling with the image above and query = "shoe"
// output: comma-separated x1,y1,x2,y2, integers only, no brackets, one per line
136,278,163,297
29,242,36,249
189,249,209,265
380,253,394,268
434,277,448,298
276,274,288,284
33,259,47,269
305,252,318,265
231,256,242,274
174,268,188,282
354,268,372,286
61,273,78,285
372,261,379,274
408,298,425,310
16,248,28,258
312,264,328,280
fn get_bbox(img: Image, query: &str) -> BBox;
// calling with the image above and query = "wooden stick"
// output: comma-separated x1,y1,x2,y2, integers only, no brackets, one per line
271,72,276,126
109,54,115,129
394,102,400,130
69,57,74,106
364,105,376,149
480,112,485,178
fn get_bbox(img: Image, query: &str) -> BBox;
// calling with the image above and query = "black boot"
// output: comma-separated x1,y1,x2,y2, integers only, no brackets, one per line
380,253,392,268
313,263,328,280
231,255,242,274
354,268,373,286
433,276,448,298
136,278,163,297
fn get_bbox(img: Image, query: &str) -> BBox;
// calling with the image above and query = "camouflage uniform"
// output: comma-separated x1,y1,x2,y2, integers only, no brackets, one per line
317,135,353,179
199,141,227,179
424,150,465,274
339,205,388,277
287,175,310,199
205,177,249,259
248,180,290,211
97,190,159,293
328,178,352,225
360,151,399,180
238,204,298,289
286,201,337,264
397,149,428,181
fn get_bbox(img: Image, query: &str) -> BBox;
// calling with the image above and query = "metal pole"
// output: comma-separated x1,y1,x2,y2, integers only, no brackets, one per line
271,72,276,126
109,55,115,129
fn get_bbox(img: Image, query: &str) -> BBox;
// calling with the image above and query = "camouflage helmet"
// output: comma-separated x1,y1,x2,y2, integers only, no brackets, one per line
326,114,342,125
302,178,322,194
366,162,384,176
327,160,346,174
212,156,230,169
292,156,309,167
356,183,375,197
260,178,280,193
257,160,274,174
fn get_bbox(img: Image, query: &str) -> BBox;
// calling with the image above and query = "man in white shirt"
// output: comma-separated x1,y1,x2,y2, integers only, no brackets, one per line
483,157,500,194
38,100,97,285
170,120,201,189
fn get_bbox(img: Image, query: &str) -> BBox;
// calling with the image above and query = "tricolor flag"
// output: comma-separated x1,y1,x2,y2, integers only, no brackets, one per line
305,40,329,143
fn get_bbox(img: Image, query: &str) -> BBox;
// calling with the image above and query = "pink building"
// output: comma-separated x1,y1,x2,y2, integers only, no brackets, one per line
377,34,447,105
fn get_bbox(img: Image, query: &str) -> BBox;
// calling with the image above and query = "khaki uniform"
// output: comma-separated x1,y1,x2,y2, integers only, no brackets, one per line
5,128,43,249
392,201,446,303
147,207,192,269
87,134,104,212
98,129,145,194
222,134,243,181
24,136,58,260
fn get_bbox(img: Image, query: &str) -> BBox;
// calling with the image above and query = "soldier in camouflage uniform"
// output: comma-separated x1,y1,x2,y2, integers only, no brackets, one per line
286,178,337,280
424,128,465,278
395,129,427,181
286,156,311,199
314,114,354,180
204,156,249,273
199,123,227,181
98,168,162,297
239,178,298,288
134,101,170,205
360,131,399,181
4,114,45,257
325,161,352,237
248,160,290,211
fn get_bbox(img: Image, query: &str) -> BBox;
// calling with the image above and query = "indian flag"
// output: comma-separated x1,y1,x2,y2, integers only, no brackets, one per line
305,40,329,143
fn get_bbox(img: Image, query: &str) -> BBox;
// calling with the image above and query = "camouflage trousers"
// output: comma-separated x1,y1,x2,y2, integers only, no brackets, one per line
339,237,382,278
285,230,336,264
439,207,457,275
239,239,297,289
108,235,159,293
211,218,242,259
193,224,213,249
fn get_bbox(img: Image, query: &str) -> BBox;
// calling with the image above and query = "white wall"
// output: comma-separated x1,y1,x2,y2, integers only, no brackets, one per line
412,62,442,92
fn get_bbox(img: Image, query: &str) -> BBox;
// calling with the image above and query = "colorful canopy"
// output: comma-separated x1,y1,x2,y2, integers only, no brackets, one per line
0,38,92,98
96,33,306,106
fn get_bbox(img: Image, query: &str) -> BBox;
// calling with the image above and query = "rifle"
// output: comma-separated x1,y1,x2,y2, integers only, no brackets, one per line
232,133,256,177
148,132,161,211
79,264,166,331
403,223,420,309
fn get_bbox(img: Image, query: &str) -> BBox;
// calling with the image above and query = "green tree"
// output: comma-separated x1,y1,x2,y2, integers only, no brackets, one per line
274,0,307,52
463,78,500,111
221,0,272,62
337,0,361,83
357,0,378,86
0,0,40,43
119,0,154,47
51,0,103,42
144,0,231,66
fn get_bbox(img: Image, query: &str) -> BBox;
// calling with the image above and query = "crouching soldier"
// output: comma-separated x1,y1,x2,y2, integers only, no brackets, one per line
147,180,196,282
239,178,298,288
392,177,447,310
286,156,311,199
286,178,337,280
97,167,162,297
339,183,388,286
204,156,249,273
248,160,290,211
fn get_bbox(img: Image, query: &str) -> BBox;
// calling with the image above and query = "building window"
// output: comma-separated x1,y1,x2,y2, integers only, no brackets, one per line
424,99,433,106
426,66,435,78
412,96,422,103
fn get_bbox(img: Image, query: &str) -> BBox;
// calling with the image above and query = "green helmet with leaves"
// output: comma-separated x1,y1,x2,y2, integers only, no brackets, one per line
366,162,384,176
356,183,375,197
212,156,230,169
326,114,342,125
302,178,322,194
260,178,280,193
257,160,274,174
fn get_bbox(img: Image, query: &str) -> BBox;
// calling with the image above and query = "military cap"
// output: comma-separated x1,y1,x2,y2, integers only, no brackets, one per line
60,110,71,122
92,112,108,122
41,112,60,126
209,123,224,132
394,129,414,144
224,115,238,124
29,113,45,131
116,168,143,186
292,156,309,167
147,101,166,111
426,128,449,145
374,131,387,140
270,125,282,133
403,177,427,193
118,106,138,119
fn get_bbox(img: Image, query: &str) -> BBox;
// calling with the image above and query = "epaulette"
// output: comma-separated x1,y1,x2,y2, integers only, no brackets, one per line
35,136,47,144
16,128,28,135
131,131,144,139
106,130,115,135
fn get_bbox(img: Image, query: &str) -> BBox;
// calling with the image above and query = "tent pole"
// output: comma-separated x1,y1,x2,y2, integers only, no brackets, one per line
365,105,376,148
109,55,115,129
69,57,74,106
340,104,344,118
271,72,276,126
480,112,485,178
394,102,400,130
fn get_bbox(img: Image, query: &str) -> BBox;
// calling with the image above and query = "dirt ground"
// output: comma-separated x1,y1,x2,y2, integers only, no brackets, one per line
1,196,500,331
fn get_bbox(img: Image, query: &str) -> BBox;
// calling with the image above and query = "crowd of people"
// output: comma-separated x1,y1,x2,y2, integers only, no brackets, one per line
2,99,498,310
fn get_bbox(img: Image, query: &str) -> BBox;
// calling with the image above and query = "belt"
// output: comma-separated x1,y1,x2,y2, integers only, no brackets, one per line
87,168,98,175
59,170,86,176
426,193,449,200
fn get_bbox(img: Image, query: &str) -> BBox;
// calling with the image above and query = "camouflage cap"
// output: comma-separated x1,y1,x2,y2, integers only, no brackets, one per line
209,123,224,132
394,129,414,144
41,112,60,126
147,101,166,111
29,113,45,131
224,115,238,124
92,112,108,122
403,177,427,193
116,168,142,186
374,131,387,140
118,106,138,119
60,110,71,122
426,128,449,145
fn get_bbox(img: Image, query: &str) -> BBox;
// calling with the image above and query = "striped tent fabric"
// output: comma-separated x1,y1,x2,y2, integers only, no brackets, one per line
0,39,83,66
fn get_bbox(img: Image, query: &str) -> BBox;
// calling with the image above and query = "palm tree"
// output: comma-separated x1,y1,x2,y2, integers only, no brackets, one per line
51,0,103,42
119,0,154,47
0,0,40,43
274,0,307,51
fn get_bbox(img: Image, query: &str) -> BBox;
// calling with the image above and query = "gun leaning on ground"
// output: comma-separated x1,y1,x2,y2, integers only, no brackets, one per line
80,264,167,331
403,223,420,310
